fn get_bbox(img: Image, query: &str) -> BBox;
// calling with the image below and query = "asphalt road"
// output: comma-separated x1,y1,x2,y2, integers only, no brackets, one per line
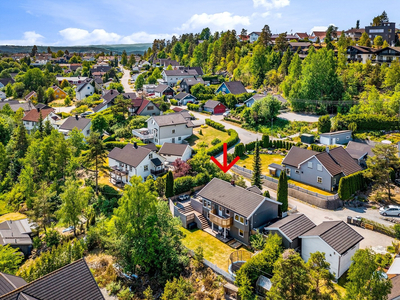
120,67,135,93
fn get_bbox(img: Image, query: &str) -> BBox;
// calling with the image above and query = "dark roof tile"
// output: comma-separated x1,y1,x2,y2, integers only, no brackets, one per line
266,214,316,242
159,143,189,156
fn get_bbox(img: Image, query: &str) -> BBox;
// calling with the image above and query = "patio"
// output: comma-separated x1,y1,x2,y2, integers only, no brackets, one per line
203,227,233,243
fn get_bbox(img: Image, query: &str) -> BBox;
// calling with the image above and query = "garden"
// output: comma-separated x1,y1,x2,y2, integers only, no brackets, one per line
186,126,229,150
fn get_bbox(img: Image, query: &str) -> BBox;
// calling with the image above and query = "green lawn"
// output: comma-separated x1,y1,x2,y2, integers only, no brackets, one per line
180,227,251,272
186,127,229,149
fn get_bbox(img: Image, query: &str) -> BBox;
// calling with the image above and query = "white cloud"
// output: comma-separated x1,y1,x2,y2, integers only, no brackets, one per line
178,12,250,31
121,32,178,44
253,0,290,9
59,28,121,45
0,31,44,46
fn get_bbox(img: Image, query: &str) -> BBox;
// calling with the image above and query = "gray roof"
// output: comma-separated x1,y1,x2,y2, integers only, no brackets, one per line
154,84,170,93
175,92,195,101
266,214,316,242
389,275,400,300
159,143,189,156
59,116,91,131
0,219,32,247
181,77,205,86
282,146,318,168
0,274,26,296
108,144,152,168
204,100,223,109
0,101,31,112
141,143,158,152
76,82,92,92
300,221,364,255
345,141,375,160
198,178,280,218
151,113,189,127
246,186,263,195
0,259,104,300
320,130,352,136
268,163,284,170
221,81,247,95
163,69,199,77
316,147,362,176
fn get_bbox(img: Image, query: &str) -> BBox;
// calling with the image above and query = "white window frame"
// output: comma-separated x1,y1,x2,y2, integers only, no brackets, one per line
317,176,323,184
234,213,244,225
144,165,149,171
238,228,244,237
317,164,323,171
308,162,313,169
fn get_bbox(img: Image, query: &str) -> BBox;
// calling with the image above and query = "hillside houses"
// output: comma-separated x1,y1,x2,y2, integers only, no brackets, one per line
22,107,60,134
162,68,203,86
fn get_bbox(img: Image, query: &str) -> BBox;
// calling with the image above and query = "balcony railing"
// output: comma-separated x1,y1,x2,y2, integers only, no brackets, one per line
151,169,166,175
209,211,233,228
132,128,154,140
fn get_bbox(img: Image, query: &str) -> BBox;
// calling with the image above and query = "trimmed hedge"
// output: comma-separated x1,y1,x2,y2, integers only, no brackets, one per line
170,99,178,105
338,170,369,200
105,141,145,151
335,114,399,131
173,173,210,195
187,103,200,111
205,119,225,131
246,141,256,152
207,129,239,157
361,218,396,238
310,144,326,152
224,117,242,124
262,134,270,148
234,143,245,157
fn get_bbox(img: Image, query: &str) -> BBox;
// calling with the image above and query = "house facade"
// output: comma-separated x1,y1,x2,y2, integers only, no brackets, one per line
154,84,175,98
372,47,400,66
180,77,205,93
129,99,161,116
75,82,95,101
203,100,227,114
175,92,197,105
52,86,67,99
56,76,88,85
108,143,166,186
162,69,200,86
365,22,396,46
22,107,59,134
92,89,120,113
249,32,261,43
215,81,247,95
320,130,352,145
158,143,193,163
58,115,92,137
346,46,375,64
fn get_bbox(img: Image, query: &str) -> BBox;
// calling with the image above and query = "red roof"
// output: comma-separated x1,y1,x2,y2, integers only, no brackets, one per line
296,32,309,39
22,108,55,122
172,107,184,112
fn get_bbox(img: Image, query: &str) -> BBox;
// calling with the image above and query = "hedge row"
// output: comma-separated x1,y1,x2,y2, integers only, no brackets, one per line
336,114,399,131
205,119,225,131
234,143,245,157
270,140,295,150
224,117,242,124
187,103,200,111
338,170,369,200
310,144,326,152
174,173,210,195
361,218,396,238
170,99,178,105
207,129,239,157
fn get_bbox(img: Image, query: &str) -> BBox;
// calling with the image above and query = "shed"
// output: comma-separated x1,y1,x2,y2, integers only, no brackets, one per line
319,130,352,145
301,133,314,144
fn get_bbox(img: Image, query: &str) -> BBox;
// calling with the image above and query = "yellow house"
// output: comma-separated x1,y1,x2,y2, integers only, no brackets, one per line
52,86,67,99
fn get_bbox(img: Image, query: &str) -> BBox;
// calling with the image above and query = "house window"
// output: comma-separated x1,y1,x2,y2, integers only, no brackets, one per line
130,166,133,171
147,106,154,110
333,178,336,185
234,214,244,224
86,130,90,135
178,137,181,141
317,176,323,183
226,209,230,215
238,229,244,237
219,206,223,212
336,138,339,142
286,168,291,176
295,170,300,174
172,129,176,134
317,164,322,171
346,136,350,139
308,162,313,168
144,165,148,171
149,153,153,159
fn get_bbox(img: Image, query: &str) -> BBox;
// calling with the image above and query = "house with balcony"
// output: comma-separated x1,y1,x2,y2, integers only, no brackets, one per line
182,178,281,245
346,46,376,64
162,69,201,86
132,112,194,145
108,142,166,186
372,47,400,66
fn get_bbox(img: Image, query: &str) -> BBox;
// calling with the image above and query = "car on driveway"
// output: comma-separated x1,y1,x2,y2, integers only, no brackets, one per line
379,205,400,216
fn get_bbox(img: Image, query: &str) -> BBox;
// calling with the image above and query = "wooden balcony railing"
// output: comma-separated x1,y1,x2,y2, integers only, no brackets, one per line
209,211,232,228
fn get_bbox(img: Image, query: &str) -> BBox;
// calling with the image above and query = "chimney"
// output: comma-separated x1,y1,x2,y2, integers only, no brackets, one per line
36,107,40,112
326,147,329,153
133,142,138,149
75,114,79,120
231,180,235,186
111,90,113,95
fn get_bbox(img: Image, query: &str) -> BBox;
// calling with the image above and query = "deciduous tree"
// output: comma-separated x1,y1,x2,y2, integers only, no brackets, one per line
86,132,109,195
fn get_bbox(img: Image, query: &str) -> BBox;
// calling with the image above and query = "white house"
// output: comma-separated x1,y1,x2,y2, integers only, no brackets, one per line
22,107,59,134
132,112,194,145
300,221,364,279
249,32,261,43
56,76,88,85
75,82,95,101
58,115,92,137
162,69,200,86
158,143,193,163
108,143,166,185
319,130,352,146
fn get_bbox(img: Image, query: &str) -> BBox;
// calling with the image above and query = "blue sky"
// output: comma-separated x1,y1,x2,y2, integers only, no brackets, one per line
0,0,399,46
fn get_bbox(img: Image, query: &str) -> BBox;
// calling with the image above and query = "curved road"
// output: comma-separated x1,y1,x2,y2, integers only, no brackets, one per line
120,67,135,93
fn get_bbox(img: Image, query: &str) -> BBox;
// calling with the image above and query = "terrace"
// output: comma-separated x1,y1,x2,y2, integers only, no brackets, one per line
131,128,154,140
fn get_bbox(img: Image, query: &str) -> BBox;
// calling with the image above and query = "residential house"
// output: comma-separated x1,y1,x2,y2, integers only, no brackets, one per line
180,77,205,93
310,31,327,42
289,42,311,52
299,221,364,279
346,46,376,63
154,59,180,69
0,219,33,256
56,76,88,85
203,100,227,114
75,81,95,101
159,143,193,163
154,84,175,98
372,47,400,66
143,84,158,94
90,65,112,74
175,92,197,105
92,89,120,113
0,92,6,100
51,85,67,99
281,146,362,191
0,259,105,300
295,32,309,40
345,28,365,41
93,76,104,90
108,143,166,185
345,141,375,167
196,178,281,245
215,81,247,95
388,275,400,300
132,112,194,145
129,99,161,116
249,32,261,43
24,91,37,102
69,63,82,72
265,214,316,250
365,22,396,46
178,66,204,76
244,94,266,107
271,34,299,43
0,100,32,113
22,107,59,134
162,69,201,86
319,130,352,145
59,115,92,137
0,78,14,89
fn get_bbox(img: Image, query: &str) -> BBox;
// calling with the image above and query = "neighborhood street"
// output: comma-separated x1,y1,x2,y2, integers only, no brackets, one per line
120,67,135,93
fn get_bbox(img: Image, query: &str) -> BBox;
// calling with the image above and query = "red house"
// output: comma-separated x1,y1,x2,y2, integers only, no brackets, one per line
204,100,227,114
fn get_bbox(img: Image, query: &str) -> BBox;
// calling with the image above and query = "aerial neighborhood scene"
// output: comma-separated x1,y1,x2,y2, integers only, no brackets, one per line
2,0,400,299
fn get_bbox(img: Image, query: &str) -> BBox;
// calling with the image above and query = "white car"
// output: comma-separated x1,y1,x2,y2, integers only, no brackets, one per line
222,111,230,117
379,205,400,216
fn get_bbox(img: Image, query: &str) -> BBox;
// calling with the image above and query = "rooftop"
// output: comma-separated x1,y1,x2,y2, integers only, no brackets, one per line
108,144,152,168
266,214,316,242
159,143,190,157
22,108,54,122
59,116,91,131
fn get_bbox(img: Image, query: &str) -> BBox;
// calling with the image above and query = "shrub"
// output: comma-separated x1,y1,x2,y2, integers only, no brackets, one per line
338,170,369,200
224,117,242,124
174,176,195,195
170,99,178,105
211,138,221,145
262,134,270,148
104,141,129,151
334,114,399,131
245,141,256,152
310,144,326,152
394,224,400,239
205,119,225,131
207,129,239,157
187,103,200,111
234,143,245,157
44,229,61,248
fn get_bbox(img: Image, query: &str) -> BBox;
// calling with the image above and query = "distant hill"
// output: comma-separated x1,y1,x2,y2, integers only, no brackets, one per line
0,43,152,55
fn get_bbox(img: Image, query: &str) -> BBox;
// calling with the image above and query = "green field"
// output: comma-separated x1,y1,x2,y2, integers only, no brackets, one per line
186,127,229,149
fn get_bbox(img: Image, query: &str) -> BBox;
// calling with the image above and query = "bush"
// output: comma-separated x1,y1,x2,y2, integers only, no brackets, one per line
211,138,221,145
207,129,239,157
245,141,256,152
361,218,396,237
234,143,245,157
224,117,242,124
174,176,195,195
44,229,61,248
187,103,200,111
170,99,178,105
334,114,399,131
310,144,326,152
262,134,270,148
338,170,369,200
205,119,225,131
104,141,129,151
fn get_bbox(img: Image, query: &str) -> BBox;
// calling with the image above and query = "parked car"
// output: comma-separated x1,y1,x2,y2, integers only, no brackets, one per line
178,195,190,201
81,111,94,117
379,205,400,216
222,111,230,117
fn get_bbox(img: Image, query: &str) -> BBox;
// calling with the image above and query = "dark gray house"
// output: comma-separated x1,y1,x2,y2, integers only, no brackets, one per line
265,214,316,249
365,21,396,46
0,219,33,256
197,178,281,245
282,146,362,192
180,77,205,93
319,130,352,145
345,141,375,167
175,92,197,105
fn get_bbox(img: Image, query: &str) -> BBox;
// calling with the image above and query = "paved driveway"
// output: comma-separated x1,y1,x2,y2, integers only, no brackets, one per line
120,67,135,93
277,111,321,123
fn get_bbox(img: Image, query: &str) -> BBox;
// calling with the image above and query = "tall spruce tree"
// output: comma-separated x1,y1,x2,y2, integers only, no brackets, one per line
165,171,174,198
251,140,262,189
86,132,109,195
277,170,288,214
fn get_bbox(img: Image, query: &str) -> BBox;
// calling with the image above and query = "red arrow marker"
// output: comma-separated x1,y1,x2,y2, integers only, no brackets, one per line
211,143,240,173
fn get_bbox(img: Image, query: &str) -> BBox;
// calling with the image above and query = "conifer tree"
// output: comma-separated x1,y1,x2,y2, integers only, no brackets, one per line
165,171,174,198
277,170,288,214
251,140,262,189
